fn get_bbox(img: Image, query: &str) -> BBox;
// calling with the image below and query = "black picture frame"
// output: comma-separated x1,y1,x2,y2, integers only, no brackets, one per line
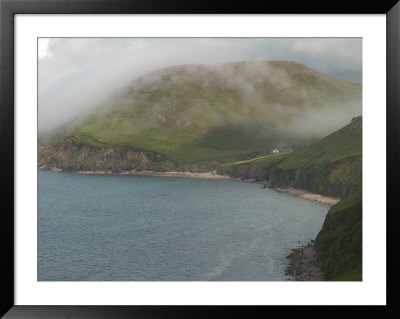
1,0,399,318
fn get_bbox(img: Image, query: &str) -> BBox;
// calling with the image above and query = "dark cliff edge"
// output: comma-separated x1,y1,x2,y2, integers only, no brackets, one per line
39,141,173,173
315,189,362,280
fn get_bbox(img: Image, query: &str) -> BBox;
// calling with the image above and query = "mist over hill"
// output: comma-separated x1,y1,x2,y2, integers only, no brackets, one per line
39,60,361,166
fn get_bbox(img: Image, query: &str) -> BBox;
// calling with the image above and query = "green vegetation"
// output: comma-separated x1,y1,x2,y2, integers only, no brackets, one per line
220,116,362,198
276,116,361,169
229,152,288,165
38,61,363,281
315,189,362,280
42,61,361,165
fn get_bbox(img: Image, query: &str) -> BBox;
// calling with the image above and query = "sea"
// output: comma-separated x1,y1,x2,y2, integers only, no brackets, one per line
38,171,329,281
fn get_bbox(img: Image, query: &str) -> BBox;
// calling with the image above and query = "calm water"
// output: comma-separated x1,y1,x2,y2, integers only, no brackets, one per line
38,171,329,281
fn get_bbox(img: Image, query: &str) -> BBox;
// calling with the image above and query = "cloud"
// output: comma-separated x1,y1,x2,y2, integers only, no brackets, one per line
38,38,362,133
291,38,362,75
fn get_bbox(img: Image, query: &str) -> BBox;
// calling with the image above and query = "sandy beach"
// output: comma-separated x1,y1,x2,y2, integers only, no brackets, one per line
74,169,231,179
271,186,340,205
127,170,231,179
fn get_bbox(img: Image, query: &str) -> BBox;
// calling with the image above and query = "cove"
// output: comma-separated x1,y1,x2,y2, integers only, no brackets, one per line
38,171,329,281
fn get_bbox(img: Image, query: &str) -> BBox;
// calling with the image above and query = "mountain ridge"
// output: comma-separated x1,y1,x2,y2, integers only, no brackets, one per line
39,60,361,164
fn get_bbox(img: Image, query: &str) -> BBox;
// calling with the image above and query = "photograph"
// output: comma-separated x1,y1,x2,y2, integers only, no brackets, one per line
37,37,362,282
1,0,398,316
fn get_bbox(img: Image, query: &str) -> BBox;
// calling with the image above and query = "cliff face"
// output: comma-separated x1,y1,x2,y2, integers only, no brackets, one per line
219,156,361,198
38,141,174,173
315,189,362,280
268,156,361,198
38,138,223,173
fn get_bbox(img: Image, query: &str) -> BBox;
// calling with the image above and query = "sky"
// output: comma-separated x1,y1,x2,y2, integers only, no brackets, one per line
38,38,362,133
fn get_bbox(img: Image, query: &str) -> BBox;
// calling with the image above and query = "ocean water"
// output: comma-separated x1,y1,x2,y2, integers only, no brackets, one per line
38,171,329,281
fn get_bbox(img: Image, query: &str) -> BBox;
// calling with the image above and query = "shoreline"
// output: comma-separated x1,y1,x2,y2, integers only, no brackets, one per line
41,168,338,205
42,167,232,179
270,186,340,206
120,170,232,179
286,242,325,281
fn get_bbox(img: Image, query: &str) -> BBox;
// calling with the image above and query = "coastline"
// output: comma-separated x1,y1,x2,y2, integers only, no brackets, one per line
41,168,338,205
121,170,232,179
286,242,325,281
270,186,340,206
44,167,231,179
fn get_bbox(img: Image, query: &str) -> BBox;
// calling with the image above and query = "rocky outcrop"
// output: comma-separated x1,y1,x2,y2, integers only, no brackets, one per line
286,242,325,281
38,141,172,173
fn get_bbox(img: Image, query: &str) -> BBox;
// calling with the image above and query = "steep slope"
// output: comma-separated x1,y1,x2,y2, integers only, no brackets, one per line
315,189,362,280
39,61,361,169
221,116,362,198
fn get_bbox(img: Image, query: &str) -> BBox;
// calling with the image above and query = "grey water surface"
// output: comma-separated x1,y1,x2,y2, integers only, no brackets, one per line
38,171,329,281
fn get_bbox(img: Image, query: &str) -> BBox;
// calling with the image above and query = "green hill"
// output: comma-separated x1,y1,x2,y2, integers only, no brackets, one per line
39,61,361,170
220,116,362,198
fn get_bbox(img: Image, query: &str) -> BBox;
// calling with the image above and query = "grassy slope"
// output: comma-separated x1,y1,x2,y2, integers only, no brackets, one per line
315,189,362,280
49,61,361,163
220,116,362,198
271,116,362,196
275,116,362,169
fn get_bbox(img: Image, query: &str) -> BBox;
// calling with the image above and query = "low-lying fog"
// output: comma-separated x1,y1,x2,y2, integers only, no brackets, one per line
39,38,362,135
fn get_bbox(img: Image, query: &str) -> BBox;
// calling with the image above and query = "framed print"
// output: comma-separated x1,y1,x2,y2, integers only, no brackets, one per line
1,0,399,318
